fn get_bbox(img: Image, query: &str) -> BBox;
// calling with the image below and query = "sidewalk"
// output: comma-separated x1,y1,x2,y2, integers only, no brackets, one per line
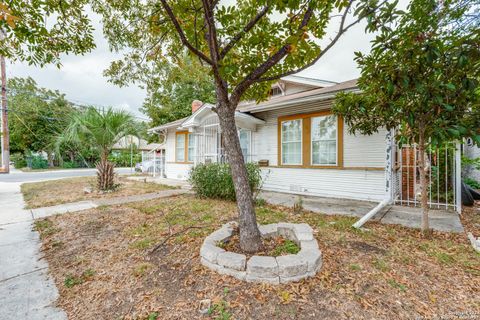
0,182,66,319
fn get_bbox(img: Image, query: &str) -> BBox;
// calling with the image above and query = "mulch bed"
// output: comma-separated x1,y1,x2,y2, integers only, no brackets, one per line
36,195,480,320
220,231,300,259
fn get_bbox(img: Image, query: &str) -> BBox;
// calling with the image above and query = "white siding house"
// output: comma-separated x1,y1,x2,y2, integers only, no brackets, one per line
148,77,390,202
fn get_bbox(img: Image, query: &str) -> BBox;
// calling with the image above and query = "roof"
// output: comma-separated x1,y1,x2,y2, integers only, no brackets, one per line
238,79,358,113
147,117,189,133
147,78,358,132
280,75,338,88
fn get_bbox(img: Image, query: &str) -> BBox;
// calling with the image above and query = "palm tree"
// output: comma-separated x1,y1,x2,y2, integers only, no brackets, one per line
58,107,141,190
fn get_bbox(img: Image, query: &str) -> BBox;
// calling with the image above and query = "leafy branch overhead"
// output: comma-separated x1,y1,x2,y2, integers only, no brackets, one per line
334,0,480,147
94,0,399,103
0,1,95,66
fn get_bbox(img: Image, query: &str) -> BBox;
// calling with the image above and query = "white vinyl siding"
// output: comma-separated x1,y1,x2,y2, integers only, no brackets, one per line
176,134,185,162
311,115,337,165
281,119,302,165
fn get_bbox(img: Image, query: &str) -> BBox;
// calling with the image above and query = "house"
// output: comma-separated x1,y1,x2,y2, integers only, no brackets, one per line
148,75,461,212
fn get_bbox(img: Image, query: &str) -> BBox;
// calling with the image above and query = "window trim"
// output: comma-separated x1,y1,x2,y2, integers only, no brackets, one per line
279,118,303,166
310,114,338,167
277,110,343,169
175,131,193,164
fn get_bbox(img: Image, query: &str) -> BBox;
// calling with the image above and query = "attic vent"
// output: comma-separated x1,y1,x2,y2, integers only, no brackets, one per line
269,86,283,97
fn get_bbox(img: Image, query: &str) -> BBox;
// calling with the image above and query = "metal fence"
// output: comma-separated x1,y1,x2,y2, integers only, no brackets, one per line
393,143,460,211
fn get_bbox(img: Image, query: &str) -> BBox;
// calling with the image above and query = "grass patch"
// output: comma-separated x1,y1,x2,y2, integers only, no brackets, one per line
21,176,175,208
271,239,300,256
387,279,407,292
33,219,59,238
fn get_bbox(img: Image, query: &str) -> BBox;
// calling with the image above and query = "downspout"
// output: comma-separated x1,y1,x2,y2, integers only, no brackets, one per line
353,129,395,229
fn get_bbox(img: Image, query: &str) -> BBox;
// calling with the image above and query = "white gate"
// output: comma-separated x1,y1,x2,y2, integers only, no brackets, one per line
393,143,461,212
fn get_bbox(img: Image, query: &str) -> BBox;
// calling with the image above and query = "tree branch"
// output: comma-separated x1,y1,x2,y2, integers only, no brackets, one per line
219,5,270,59
255,0,388,82
159,0,214,65
229,5,315,106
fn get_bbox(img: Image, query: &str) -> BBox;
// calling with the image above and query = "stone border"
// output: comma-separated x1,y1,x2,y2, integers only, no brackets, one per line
200,222,322,284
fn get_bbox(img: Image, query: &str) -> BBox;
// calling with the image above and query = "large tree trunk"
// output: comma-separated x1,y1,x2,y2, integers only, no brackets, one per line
96,151,115,191
418,128,430,234
217,104,263,253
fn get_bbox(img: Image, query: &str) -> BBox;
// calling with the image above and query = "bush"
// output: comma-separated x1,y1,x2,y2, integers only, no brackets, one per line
464,178,480,190
11,153,27,168
189,163,262,201
29,155,48,169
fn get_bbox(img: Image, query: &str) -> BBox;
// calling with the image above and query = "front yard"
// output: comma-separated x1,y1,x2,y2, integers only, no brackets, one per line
34,194,480,320
22,176,175,208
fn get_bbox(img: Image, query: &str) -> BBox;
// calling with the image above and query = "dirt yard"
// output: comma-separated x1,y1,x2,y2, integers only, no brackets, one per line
35,195,480,320
22,176,175,208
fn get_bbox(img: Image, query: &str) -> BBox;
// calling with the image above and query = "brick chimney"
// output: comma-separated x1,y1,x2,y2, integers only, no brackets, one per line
191,100,203,113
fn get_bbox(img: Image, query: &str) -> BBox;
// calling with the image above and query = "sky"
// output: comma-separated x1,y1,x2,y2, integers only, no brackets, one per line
6,5,400,120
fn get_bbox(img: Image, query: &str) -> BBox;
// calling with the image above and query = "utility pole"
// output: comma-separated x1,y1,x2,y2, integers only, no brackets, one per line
0,54,8,173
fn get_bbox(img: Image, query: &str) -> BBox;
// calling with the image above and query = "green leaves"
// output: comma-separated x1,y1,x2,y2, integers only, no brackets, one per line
0,1,95,66
334,0,480,146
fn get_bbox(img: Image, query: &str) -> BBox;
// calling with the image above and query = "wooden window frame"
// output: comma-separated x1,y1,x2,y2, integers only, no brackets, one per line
277,110,344,169
175,131,193,164
279,118,303,166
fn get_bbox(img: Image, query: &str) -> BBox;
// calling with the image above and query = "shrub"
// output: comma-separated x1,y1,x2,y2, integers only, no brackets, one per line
189,163,261,201
30,155,48,169
11,153,27,168
464,178,480,190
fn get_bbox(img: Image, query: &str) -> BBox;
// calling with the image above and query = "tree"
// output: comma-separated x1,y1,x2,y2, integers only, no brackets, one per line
334,0,480,233
94,0,397,252
58,107,141,190
107,52,215,128
8,77,75,165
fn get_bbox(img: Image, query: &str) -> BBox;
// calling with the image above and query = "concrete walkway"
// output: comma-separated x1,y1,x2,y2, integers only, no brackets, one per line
30,189,189,219
260,191,464,233
0,182,66,319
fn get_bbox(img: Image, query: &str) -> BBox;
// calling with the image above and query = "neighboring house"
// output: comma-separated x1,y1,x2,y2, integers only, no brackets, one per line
148,75,461,211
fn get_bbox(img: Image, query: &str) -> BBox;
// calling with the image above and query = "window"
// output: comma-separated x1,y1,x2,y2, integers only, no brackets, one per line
239,129,251,162
187,133,195,162
311,115,337,165
176,133,186,162
281,119,302,165
278,111,343,168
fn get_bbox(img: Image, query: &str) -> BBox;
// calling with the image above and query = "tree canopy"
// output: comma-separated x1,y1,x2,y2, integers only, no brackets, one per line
7,77,75,155
110,54,215,126
0,1,95,66
333,0,480,232
94,0,399,103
